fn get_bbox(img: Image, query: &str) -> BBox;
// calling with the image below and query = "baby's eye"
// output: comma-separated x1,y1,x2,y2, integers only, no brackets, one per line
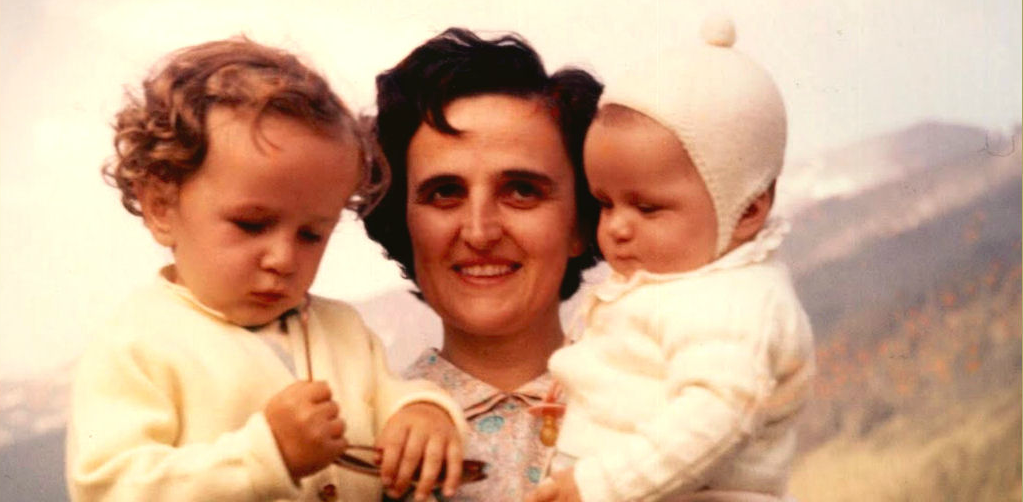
636,203,663,214
233,220,268,234
594,197,613,210
298,228,324,244
502,180,545,208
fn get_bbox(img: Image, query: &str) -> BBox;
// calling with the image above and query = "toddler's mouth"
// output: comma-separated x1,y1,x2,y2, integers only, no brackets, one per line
251,291,287,303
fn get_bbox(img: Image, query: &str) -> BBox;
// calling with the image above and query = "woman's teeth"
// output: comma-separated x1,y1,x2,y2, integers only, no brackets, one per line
459,264,515,277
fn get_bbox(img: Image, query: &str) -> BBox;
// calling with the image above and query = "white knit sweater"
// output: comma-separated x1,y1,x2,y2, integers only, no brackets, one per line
549,220,814,501
67,271,466,501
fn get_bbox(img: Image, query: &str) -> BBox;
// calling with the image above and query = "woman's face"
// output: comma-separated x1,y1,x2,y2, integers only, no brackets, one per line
406,94,583,339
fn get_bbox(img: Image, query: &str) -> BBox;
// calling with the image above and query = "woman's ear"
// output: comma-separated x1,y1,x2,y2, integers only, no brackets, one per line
730,181,775,246
137,181,179,248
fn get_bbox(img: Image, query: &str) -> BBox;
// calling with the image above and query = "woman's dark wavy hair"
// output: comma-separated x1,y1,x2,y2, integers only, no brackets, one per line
364,27,603,300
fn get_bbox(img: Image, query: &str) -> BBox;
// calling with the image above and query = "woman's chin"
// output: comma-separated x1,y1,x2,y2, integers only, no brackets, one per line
438,299,540,339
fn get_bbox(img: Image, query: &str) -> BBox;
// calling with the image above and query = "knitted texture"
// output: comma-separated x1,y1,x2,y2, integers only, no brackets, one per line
600,14,787,255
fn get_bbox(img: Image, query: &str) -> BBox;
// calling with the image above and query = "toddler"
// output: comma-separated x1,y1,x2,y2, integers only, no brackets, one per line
67,38,466,502
528,16,814,502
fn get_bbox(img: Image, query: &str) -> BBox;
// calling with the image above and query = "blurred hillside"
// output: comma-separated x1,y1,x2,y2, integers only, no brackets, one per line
1,121,1020,501
783,123,1022,501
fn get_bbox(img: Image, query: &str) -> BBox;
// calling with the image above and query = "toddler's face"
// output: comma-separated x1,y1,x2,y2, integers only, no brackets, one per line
583,114,717,278
155,107,361,326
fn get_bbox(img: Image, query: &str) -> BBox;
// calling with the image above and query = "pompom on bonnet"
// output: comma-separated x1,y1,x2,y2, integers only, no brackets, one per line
599,14,787,255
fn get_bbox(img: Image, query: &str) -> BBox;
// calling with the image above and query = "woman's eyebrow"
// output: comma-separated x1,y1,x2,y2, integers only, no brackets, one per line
412,174,463,198
501,169,555,188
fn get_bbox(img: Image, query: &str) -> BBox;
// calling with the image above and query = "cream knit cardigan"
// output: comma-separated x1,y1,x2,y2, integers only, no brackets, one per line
67,272,466,501
549,219,814,501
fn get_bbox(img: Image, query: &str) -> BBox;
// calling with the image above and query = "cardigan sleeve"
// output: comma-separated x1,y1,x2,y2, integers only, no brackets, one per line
66,333,300,502
363,319,468,438
570,294,781,502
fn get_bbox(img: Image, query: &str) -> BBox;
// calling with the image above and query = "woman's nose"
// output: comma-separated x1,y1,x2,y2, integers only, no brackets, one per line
460,197,502,250
261,234,298,275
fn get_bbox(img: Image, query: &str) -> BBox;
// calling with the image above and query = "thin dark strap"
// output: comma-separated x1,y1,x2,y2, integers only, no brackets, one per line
300,294,313,381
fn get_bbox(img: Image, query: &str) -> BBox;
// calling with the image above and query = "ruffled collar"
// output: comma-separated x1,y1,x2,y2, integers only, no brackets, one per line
591,217,790,304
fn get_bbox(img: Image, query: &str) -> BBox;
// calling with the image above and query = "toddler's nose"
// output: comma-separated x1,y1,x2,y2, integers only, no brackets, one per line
262,235,298,275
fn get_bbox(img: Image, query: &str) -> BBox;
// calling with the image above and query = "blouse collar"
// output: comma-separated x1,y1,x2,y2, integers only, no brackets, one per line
409,348,553,418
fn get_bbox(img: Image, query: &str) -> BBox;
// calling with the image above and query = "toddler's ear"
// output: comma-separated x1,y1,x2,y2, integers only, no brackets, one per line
730,181,775,246
137,181,179,248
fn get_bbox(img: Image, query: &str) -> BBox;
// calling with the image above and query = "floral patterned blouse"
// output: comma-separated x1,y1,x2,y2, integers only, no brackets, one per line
403,349,557,501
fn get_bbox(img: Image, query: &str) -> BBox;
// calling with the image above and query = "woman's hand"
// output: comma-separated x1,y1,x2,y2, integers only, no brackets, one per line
377,402,463,501
524,468,582,502
265,381,348,480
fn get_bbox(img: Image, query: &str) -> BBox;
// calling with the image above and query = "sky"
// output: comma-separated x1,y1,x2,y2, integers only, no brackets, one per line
1,0,1021,379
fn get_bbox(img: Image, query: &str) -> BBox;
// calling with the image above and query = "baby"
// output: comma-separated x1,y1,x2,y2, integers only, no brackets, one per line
67,38,466,501
528,16,815,502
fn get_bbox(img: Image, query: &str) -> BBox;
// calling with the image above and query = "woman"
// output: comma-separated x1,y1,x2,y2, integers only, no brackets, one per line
364,28,603,501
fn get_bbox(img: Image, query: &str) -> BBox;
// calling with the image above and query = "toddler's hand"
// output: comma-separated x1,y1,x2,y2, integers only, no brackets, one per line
265,381,348,480
524,468,582,502
377,402,463,501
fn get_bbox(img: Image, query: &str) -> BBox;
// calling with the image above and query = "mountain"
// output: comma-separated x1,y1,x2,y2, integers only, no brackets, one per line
0,430,67,501
776,121,1011,214
783,127,1021,500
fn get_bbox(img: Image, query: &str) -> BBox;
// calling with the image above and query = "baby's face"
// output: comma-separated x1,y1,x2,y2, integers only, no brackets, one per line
157,107,361,326
583,114,717,278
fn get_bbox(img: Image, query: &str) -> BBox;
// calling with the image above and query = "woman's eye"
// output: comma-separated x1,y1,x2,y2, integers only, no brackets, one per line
233,220,267,234
424,183,465,208
503,180,544,207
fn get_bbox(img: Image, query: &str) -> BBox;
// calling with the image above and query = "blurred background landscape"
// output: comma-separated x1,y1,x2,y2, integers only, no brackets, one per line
3,120,1019,501
2,1,1020,500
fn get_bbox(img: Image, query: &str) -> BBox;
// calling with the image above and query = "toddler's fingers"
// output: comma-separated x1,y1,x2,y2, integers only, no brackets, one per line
412,437,446,501
313,400,340,422
392,430,428,498
324,416,346,440
377,424,408,488
301,380,333,403
441,440,463,497
328,435,349,458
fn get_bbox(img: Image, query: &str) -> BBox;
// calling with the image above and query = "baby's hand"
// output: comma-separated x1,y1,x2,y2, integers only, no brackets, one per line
377,402,463,501
524,468,582,502
265,381,348,480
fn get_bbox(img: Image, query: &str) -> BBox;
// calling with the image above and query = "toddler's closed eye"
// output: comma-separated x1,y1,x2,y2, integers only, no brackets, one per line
233,220,268,234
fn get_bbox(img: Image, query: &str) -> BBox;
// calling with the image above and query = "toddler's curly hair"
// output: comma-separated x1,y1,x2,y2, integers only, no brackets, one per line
104,36,388,216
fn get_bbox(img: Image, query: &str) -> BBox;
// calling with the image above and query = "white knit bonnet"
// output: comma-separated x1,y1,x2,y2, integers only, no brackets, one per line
599,14,787,255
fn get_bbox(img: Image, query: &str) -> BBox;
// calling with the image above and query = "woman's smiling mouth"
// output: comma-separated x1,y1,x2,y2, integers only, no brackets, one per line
453,262,522,279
